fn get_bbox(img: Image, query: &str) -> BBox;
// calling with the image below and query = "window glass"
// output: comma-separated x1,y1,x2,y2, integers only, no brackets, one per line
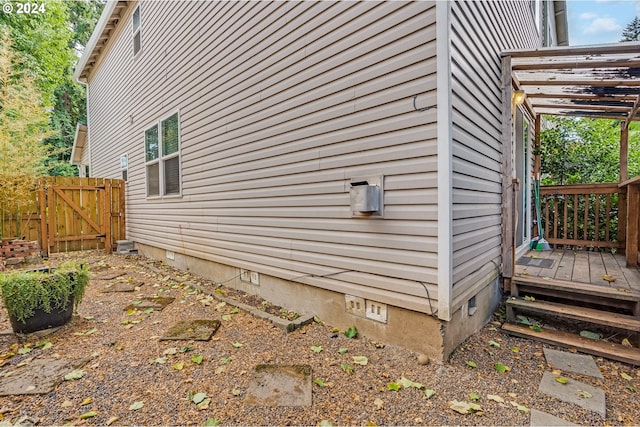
162,113,179,155
146,163,159,196
145,126,158,161
133,6,140,31
164,156,180,195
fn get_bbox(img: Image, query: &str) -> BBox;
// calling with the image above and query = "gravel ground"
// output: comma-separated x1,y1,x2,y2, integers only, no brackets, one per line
0,251,639,426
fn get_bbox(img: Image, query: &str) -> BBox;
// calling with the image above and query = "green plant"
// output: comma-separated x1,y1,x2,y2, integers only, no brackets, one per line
0,261,89,322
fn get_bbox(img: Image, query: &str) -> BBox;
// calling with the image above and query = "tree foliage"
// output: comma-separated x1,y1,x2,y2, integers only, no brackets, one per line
0,30,52,213
621,16,640,42
1,0,104,177
540,116,640,185
0,0,74,102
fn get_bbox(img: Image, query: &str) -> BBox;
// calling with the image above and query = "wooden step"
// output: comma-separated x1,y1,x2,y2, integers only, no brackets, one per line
513,276,640,301
512,276,640,315
502,323,640,366
506,297,640,333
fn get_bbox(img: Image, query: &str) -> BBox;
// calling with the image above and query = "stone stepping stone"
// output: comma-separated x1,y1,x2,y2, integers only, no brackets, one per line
102,280,143,293
125,297,175,311
530,409,579,426
160,320,221,341
544,348,603,379
95,271,126,280
0,358,88,396
539,371,605,417
245,364,312,407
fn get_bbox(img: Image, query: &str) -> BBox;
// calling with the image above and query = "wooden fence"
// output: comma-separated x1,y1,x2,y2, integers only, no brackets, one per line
0,177,125,255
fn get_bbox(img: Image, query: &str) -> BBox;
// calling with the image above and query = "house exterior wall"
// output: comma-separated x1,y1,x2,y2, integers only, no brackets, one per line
86,1,440,314
449,1,540,310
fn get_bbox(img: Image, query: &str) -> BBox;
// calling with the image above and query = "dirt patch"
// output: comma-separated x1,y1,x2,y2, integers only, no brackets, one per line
0,251,638,426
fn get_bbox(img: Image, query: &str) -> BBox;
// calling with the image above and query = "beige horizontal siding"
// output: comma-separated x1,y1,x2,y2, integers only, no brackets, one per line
450,1,540,293
86,0,439,313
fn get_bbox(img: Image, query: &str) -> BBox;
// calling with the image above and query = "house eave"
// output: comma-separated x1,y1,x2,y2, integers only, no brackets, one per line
73,1,129,83
70,123,88,165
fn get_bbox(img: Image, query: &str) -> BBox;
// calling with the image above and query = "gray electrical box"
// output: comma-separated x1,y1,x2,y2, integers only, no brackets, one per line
350,181,380,214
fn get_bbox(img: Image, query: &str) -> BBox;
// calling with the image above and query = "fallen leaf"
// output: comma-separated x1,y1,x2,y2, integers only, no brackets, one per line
602,275,616,282
229,307,239,314
469,392,481,401
173,362,185,370
129,401,144,411
231,389,242,396
555,376,569,384
344,326,358,339
310,345,323,353
352,356,368,366
338,348,349,354
314,378,327,388
449,400,482,415
466,360,477,368
106,416,119,426
80,411,97,419
214,366,226,375
64,369,85,381
398,377,424,389
191,354,204,364
231,342,243,348
153,357,168,364
373,397,384,409
622,338,633,348
221,315,232,321
580,330,601,340
487,394,504,403
387,382,401,391
191,392,207,404
488,340,501,348
621,372,633,380
81,397,93,406
61,400,73,408
341,363,355,374
204,419,220,427
163,347,178,355
529,325,542,332
510,346,520,353
494,363,510,373
425,389,436,399
220,357,232,365
577,390,592,399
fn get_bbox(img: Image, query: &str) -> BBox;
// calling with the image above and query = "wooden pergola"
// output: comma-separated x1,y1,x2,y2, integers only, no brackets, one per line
501,42,640,283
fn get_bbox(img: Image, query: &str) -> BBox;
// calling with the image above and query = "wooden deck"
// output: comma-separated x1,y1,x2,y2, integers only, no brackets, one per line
515,249,640,292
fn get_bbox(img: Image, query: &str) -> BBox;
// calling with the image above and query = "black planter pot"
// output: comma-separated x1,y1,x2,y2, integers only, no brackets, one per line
8,296,75,334
5,266,79,334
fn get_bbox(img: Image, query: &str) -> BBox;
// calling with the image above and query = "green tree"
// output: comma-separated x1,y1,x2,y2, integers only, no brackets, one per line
0,30,52,220
540,116,640,184
0,0,74,102
621,16,640,42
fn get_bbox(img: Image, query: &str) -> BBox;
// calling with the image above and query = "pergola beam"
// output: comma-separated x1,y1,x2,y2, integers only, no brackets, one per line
624,95,640,129
513,59,640,71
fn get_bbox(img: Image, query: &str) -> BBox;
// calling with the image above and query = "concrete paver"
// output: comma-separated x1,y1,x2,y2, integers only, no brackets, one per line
544,348,603,379
538,371,605,417
245,364,312,407
530,409,579,426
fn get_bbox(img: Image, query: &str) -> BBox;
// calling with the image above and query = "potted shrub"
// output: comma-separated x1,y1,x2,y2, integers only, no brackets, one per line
0,261,89,334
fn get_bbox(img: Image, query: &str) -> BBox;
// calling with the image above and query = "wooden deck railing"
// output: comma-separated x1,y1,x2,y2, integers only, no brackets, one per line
539,183,625,249
619,176,640,267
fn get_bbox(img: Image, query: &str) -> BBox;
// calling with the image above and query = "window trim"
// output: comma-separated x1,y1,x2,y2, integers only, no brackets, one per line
144,110,182,199
132,5,142,57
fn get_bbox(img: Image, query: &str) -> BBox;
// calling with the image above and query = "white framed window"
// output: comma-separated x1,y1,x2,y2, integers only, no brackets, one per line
132,5,141,56
145,112,181,197
120,154,128,182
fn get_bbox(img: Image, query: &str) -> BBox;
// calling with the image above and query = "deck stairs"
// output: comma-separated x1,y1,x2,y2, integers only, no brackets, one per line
503,276,640,365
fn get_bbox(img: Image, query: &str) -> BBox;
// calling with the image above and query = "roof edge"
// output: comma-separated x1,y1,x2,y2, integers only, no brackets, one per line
502,41,640,58
73,1,121,83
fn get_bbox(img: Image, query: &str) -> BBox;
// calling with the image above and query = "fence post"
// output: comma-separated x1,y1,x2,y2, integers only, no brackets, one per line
38,179,48,257
105,180,112,253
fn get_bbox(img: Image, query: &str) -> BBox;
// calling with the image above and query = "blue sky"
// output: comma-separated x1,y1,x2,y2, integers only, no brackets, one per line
568,0,640,45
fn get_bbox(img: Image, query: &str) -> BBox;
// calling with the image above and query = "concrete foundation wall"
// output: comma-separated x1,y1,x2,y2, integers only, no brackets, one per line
136,242,447,361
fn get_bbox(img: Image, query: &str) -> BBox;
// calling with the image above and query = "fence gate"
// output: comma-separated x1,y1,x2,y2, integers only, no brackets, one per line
0,177,125,256
44,177,125,254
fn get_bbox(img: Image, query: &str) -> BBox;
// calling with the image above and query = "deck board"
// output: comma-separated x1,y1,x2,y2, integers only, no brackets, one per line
515,249,640,291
